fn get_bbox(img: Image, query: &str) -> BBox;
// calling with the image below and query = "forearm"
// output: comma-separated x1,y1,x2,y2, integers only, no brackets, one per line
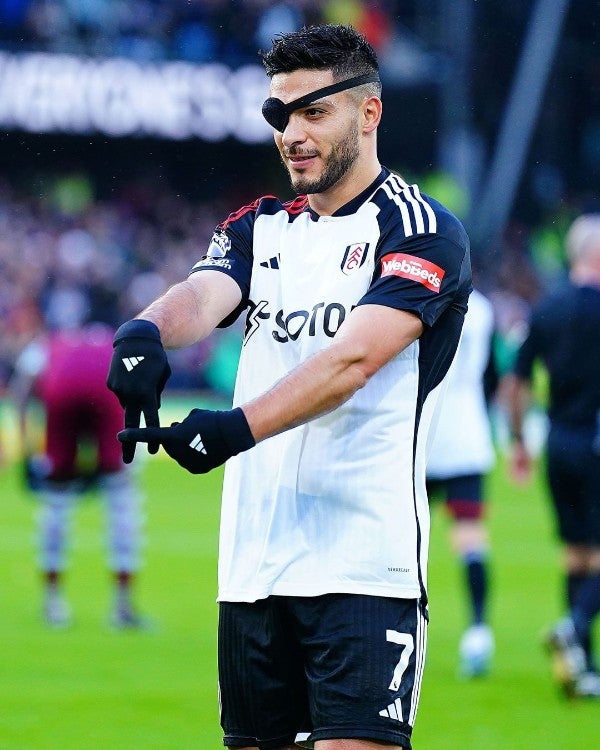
242,305,423,442
137,280,214,348
14,399,32,455
504,372,534,481
7,378,33,454
18,411,30,454
242,342,369,442
505,373,530,441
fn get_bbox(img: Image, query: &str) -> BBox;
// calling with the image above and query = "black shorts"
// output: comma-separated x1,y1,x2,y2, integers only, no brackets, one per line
427,473,485,520
546,425,600,545
218,593,428,750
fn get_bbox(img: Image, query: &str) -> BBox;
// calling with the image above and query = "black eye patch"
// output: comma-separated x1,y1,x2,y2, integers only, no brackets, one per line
262,73,380,133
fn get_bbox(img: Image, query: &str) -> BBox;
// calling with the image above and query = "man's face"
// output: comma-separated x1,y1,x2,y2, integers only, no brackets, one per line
269,69,361,196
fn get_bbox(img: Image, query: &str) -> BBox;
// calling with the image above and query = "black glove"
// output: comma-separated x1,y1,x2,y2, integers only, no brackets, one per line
117,407,255,474
107,319,171,463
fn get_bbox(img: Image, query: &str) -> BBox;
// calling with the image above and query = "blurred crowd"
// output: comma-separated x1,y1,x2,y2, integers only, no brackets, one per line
0,171,244,395
0,0,429,81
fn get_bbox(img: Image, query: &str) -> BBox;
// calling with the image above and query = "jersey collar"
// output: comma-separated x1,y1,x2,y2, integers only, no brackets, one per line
308,167,389,221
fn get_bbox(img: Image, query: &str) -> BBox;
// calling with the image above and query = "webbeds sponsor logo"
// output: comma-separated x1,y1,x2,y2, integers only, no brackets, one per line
380,253,445,292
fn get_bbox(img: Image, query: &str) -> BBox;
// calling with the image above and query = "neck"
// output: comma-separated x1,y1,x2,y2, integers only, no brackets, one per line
307,157,381,217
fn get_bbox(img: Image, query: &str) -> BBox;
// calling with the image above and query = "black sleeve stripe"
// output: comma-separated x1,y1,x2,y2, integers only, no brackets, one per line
380,175,438,238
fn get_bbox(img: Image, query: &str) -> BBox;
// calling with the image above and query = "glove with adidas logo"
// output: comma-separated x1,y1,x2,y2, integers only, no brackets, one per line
107,319,171,463
117,407,256,474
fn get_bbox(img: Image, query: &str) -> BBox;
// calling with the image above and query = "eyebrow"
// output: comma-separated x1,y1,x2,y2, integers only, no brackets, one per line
262,73,380,132
296,96,333,108
281,74,379,112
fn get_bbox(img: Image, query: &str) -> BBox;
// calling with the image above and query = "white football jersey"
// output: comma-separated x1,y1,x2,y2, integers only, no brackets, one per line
426,289,496,478
190,168,472,603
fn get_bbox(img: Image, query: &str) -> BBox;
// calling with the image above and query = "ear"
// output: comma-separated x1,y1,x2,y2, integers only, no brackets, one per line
361,96,382,134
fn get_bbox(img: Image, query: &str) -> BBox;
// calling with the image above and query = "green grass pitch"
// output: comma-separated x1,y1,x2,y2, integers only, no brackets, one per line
1,439,598,748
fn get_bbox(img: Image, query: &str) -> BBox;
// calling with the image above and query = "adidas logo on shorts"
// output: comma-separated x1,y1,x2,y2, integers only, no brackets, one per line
379,697,404,722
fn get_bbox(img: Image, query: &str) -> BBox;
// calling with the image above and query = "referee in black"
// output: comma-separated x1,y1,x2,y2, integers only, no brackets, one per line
508,213,600,699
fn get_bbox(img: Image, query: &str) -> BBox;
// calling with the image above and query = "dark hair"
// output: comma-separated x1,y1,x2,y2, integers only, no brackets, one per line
260,24,380,91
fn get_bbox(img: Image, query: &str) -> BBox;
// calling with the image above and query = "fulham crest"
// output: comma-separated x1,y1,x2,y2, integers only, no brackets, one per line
341,242,369,275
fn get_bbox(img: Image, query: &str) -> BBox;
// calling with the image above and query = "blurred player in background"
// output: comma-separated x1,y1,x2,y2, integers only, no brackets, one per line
508,213,600,699
107,24,471,750
427,288,496,678
10,315,145,629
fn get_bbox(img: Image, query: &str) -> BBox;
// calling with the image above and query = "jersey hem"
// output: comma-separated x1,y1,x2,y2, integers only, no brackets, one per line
217,581,423,602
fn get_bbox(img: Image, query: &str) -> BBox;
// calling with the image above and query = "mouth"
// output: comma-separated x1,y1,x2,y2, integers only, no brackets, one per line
286,152,318,169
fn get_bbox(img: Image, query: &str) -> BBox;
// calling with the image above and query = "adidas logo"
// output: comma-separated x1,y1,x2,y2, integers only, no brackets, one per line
122,356,145,371
379,697,404,722
189,434,207,454
260,255,280,269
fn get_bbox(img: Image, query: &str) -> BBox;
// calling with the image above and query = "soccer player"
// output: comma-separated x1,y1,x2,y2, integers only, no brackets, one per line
426,288,496,678
107,24,472,749
11,318,145,629
507,213,600,699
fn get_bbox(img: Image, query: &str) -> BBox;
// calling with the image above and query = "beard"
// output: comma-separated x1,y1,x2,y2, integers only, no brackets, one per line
282,125,360,196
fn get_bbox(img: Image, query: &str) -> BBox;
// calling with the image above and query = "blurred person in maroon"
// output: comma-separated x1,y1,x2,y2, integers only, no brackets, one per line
10,315,146,628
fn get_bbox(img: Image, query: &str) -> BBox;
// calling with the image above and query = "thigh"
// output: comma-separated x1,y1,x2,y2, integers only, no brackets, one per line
547,430,587,543
45,399,78,480
292,594,427,750
218,598,310,750
581,451,600,546
444,474,485,520
94,395,125,473
315,742,404,749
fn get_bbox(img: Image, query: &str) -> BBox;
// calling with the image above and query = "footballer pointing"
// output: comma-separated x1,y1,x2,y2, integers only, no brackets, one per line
108,24,471,750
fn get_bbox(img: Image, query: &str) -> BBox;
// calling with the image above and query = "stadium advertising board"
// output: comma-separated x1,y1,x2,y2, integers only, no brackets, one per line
0,52,272,143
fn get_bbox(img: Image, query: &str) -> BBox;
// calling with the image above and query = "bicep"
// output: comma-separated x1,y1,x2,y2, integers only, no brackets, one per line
333,303,424,378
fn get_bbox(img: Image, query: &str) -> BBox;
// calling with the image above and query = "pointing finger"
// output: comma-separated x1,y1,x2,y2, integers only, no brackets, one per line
122,405,142,463
118,426,171,445
143,404,161,455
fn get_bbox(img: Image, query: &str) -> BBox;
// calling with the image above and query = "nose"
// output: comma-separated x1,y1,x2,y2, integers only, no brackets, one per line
281,112,307,148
